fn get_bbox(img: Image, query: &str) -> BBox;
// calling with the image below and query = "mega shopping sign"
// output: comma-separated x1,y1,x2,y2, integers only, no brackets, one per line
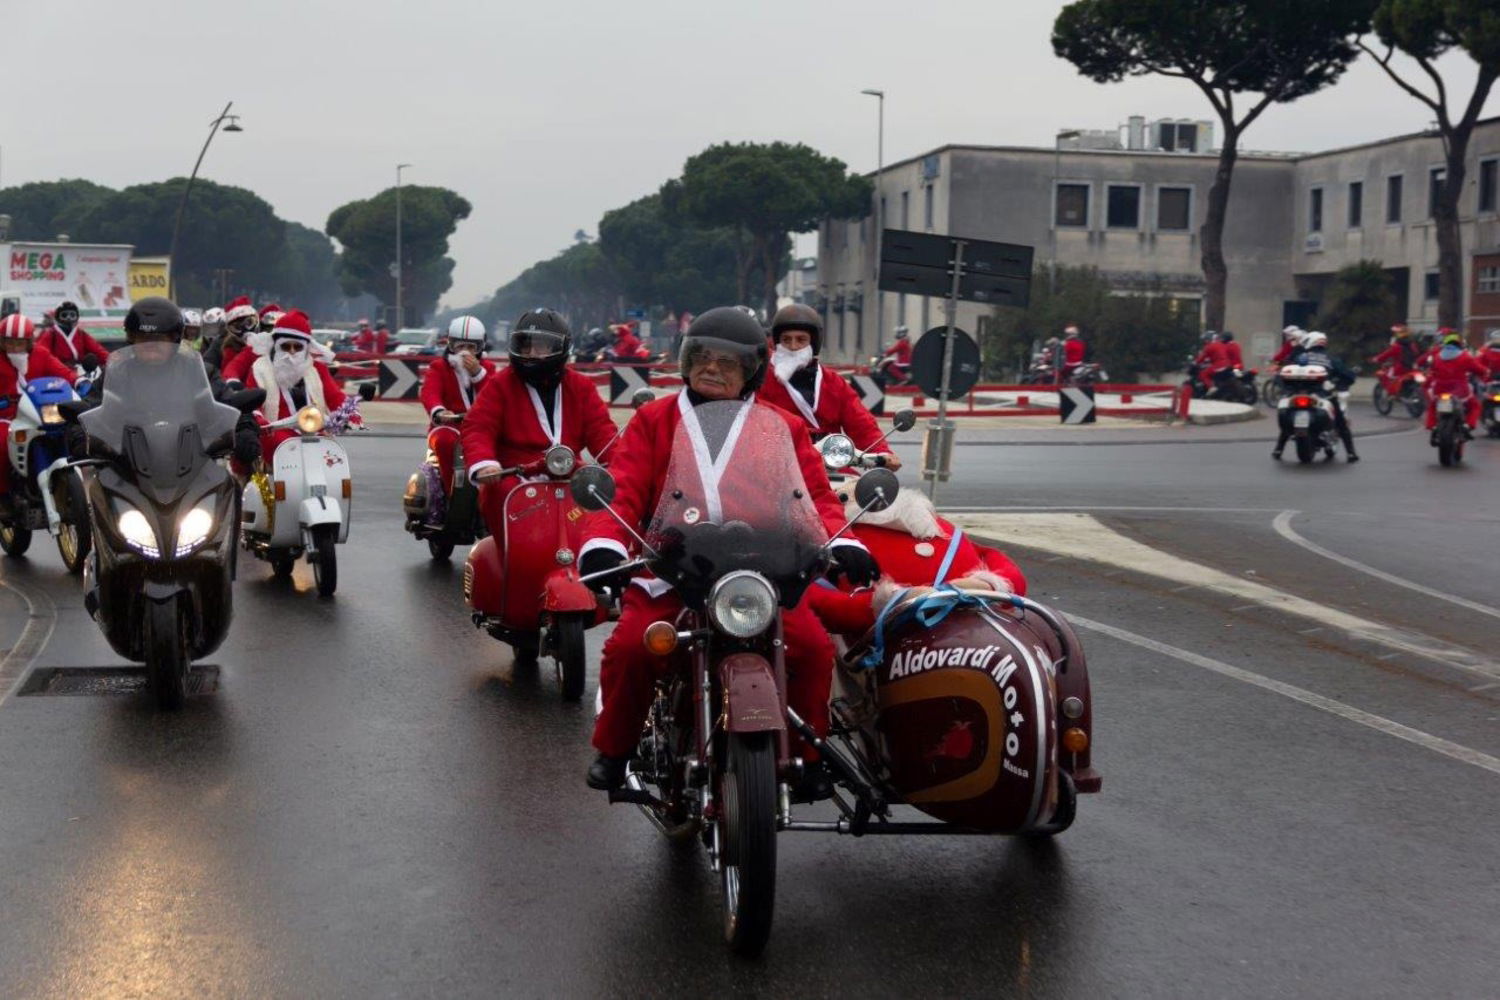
4,242,135,317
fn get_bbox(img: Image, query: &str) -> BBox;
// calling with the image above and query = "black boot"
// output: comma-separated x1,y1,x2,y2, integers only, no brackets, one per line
586,754,628,791
1346,452,1360,463
1271,447,1283,460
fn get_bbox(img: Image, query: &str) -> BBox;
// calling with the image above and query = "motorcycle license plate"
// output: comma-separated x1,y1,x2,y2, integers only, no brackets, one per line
1293,411,1310,428
310,484,327,498
1436,398,1456,413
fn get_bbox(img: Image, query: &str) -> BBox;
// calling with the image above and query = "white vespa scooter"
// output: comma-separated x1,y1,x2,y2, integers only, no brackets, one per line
240,405,352,596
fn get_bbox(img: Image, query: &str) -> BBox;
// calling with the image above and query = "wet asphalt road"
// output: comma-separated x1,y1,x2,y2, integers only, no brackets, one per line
0,406,1495,998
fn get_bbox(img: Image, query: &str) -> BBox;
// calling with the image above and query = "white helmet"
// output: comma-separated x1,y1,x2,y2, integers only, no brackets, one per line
201,307,225,326
181,308,203,327
1282,324,1302,340
447,315,487,346
1302,331,1328,349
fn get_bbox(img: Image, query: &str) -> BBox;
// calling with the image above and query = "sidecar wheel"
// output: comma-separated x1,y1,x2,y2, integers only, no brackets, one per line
555,614,587,702
54,471,91,575
1026,772,1077,838
311,524,338,597
0,522,32,557
720,732,777,957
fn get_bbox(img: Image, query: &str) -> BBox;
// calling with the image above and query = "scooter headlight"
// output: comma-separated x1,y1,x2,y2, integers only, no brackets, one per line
296,406,325,435
818,434,855,471
175,505,215,557
707,570,777,639
117,507,160,558
545,445,576,478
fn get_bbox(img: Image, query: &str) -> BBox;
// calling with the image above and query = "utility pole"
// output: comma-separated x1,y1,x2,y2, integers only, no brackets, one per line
395,163,411,329
862,89,885,358
168,102,243,299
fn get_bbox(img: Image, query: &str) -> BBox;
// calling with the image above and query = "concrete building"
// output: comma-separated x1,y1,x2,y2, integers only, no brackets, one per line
815,115,1500,365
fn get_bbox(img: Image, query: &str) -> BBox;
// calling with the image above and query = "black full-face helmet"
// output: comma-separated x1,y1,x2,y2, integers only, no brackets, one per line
124,297,185,344
679,306,769,397
508,308,571,389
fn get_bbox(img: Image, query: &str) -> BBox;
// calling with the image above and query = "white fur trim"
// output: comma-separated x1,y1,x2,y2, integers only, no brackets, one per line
846,487,941,540
254,354,329,423
467,459,502,485
580,537,628,560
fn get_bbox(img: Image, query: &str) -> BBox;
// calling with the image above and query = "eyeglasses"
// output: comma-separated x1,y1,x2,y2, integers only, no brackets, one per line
279,342,306,354
690,353,742,373
56,311,79,322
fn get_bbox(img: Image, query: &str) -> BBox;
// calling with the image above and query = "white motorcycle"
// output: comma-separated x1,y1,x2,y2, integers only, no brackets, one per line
240,406,352,596
1,373,93,573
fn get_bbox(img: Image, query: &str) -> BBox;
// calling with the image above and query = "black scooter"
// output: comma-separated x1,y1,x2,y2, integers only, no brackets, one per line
69,345,263,709
402,412,486,560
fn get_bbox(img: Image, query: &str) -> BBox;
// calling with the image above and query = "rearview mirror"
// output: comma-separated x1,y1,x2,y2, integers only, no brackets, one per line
854,468,899,512
890,408,916,432
357,382,377,402
570,464,617,511
631,387,655,409
224,388,267,414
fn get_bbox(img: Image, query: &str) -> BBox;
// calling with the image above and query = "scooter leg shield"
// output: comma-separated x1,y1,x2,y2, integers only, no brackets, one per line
541,571,600,616
463,535,506,615
719,653,786,734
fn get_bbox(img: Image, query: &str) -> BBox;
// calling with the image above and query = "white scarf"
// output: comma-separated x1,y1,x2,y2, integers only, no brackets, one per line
772,344,813,383
7,352,29,380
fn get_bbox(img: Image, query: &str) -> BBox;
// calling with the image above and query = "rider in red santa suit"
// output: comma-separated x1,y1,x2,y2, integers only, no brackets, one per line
243,310,359,464
579,307,881,797
609,323,646,361
1270,325,1303,366
1423,331,1490,438
756,303,901,470
461,309,618,546
421,315,496,495
1194,331,1228,392
1058,324,1087,382
34,299,109,375
205,296,258,377
0,315,77,514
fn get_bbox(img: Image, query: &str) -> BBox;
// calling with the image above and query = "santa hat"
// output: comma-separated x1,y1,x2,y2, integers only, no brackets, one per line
224,296,257,323
270,310,313,343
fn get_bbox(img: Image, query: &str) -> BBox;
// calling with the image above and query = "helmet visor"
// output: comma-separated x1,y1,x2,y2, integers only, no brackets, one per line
681,335,761,382
509,329,566,359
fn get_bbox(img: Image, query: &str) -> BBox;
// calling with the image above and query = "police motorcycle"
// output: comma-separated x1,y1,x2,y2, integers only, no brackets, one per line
578,399,1097,956
1276,363,1343,463
0,368,95,572
67,345,262,709
240,405,355,596
402,411,485,561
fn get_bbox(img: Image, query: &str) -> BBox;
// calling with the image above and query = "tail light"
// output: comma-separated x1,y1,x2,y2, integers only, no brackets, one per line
1292,395,1314,407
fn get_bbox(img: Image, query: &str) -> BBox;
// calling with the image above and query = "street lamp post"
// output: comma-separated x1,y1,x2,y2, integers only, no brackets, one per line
168,102,243,299
861,89,885,357
1050,129,1080,297
395,163,411,330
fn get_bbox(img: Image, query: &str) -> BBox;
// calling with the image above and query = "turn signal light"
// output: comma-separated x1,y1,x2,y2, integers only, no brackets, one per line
1062,727,1089,753
13,430,26,444
273,480,286,502
342,479,352,499
1439,393,1453,400
643,620,678,656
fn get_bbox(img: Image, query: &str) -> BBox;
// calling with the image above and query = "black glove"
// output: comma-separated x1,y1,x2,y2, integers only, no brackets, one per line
579,548,627,594
80,353,101,374
827,544,880,588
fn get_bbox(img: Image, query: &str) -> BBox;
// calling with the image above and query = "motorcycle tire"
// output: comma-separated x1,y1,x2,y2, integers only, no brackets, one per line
1025,771,1078,838
1239,383,1259,406
427,537,455,561
1402,390,1425,419
270,552,296,579
53,471,91,576
310,524,338,597
554,614,587,702
145,596,188,711
1294,437,1315,465
0,521,32,558
719,731,777,957
1261,379,1283,408
1372,383,1393,416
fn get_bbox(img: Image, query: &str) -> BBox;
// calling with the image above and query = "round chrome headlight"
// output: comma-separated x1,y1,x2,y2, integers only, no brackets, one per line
545,445,576,478
297,406,325,434
707,570,777,639
818,433,855,471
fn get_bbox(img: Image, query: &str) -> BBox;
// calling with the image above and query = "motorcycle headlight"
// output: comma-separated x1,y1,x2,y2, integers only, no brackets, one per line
545,445,576,478
175,505,215,557
819,434,855,471
1414,373,1427,383
40,403,62,424
297,406,325,435
117,507,161,558
708,570,777,639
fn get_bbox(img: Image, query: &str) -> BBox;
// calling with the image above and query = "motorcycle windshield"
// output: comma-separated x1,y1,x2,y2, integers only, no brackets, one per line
648,399,829,607
80,344,239,505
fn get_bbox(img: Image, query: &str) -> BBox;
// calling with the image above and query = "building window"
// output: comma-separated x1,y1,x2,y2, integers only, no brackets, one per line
1348,181,1363,227
1309,187,1324,232
1386,175,1403,223
1479,159,1497,214
923,185,934,229
901,191,910,228
1478,265,1500,294
1106,185,1141,228
1424,271,1440,301
1157,186,1192,231
1428,167,1446,218
1055,183,1090,227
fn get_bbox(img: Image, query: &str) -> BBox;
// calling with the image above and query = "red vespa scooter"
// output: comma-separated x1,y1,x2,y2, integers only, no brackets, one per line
463,444,605,700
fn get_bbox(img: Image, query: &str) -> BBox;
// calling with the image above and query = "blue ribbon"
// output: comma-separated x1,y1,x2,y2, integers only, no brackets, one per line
857,582,1020,671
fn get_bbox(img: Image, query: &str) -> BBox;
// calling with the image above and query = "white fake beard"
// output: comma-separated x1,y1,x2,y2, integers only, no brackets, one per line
450,349,476,391
7,352,28,379
272,348,312,389
772,344,813,382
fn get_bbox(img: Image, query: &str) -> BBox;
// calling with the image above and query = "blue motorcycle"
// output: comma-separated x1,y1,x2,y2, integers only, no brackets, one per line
0,375,93,572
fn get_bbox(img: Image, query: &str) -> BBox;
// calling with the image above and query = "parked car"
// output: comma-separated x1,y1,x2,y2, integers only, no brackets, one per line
391,327,441,355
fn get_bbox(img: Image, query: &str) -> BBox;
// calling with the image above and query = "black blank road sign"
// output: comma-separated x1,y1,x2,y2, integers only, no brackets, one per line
911,326,981,400
879,229,1034,308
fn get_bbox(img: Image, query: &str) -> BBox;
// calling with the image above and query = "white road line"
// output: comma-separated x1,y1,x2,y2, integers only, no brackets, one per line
947,505,1282,513
1071,614,1500,779
1273,510,1500,621
0,577,57,707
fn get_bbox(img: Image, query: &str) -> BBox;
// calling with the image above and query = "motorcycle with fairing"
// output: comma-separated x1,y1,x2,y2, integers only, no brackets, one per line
0,370,94,572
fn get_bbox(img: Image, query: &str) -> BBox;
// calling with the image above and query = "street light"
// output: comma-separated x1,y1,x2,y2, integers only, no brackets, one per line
395,163,411,330
168,102,243,299
862,88,885,357
1050,129,1081,296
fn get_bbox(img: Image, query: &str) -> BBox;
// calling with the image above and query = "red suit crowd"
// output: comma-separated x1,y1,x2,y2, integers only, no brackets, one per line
0,315,77,501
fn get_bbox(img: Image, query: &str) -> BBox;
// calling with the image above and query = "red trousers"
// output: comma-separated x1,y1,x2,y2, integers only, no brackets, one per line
1425,391,1479,430
592,585,835,760
428,424,460,497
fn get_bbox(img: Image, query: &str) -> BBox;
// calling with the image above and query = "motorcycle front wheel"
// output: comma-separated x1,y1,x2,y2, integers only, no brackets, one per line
554,613,587,702
1402,389,1425,419
427,537,455,561
53,472,91,575
310,524,338,597
0,521,32,557
719,731,777,957
145,597,188,711
1372,383,1393,416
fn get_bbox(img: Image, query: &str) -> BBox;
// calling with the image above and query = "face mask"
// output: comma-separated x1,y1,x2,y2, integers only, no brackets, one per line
7,352,29,374
1439,345,1462,361
272,345,312,387
772,344,813,381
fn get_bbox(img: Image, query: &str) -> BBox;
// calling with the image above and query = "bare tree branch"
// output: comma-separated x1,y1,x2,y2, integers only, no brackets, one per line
1357,39,1442,115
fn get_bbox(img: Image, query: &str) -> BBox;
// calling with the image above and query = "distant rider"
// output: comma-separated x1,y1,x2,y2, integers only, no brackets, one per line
1422,331,1489,442
35,299,109,375
0,315,77,517
421,315,497,497
880,325,912,384
204,295,258,375
1194,331,1228,393
1274,330,1359,462
1219,330,1243,369
1270,325,1303,367
609,323,646,362
1058,324,1087,382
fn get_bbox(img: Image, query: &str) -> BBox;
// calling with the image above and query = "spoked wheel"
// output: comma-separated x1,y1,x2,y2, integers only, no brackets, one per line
1261,378,1283,408
1402,388,1425,419
719,732,778,957
269,551,296,578
145,597,188,711
553,614,587,702
310,524,338,597
1372,383,1393,416
1294,437,1315,464
0,519,33,557
53,472,91,575
427,537,455,561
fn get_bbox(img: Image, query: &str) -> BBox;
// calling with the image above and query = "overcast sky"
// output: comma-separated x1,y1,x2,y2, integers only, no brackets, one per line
9,0,1496,309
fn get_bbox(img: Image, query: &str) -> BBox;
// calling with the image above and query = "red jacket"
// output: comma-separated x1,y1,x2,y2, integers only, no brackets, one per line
375,331,390,354
1426,350,1489,395
577,392,855,563
1195,340,1229,373
461,367,617,482
36,326,110,367
1222,341,1244,368
884,339,912,365
612,330,644,359
1062,337,1086,365
221,346,258,383
1478,347,1500,377
755,364,889,452
1272,340,1300,365
420,354,497,415
0,347,77,407
353,329,375,352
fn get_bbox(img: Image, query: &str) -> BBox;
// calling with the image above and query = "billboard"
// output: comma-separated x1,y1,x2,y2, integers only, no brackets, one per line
3,242,135,319
129,257,171,302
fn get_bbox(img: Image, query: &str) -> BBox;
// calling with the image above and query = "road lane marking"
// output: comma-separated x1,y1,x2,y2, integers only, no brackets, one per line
948,505,1282,513
952,512,1500,682
1273,510,1500,621
1071,614,1500,779
0,577,57,707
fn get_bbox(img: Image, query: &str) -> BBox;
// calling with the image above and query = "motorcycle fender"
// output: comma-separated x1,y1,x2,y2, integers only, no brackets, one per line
464,535,505,615
37,457,69,534
299,495,343,530
541,569,597,615
141,580,188,605
719,653,785,734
